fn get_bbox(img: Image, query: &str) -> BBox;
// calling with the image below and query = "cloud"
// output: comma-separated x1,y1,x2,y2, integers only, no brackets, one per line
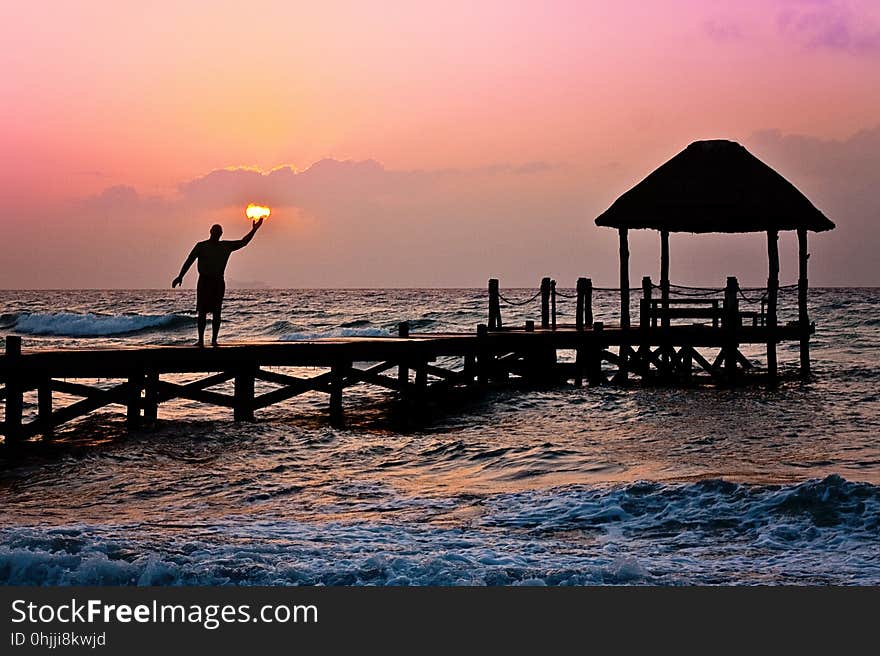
746,125,880,285
703,18,749,43
777,0,880,55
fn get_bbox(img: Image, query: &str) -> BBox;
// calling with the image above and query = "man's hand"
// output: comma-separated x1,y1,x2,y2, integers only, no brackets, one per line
172,276,183,288
253,217,264,230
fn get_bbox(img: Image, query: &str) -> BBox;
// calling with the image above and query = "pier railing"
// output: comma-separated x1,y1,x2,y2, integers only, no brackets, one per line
487,275,792,332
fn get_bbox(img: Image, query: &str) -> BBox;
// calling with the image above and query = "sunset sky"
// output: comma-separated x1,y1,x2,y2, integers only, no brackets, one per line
1,0,879,288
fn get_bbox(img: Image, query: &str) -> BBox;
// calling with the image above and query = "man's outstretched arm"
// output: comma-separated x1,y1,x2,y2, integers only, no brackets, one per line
228,218,264,251
172,246,199,288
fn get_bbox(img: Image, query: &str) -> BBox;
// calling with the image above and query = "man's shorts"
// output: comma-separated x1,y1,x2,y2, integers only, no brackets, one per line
197,275,226,313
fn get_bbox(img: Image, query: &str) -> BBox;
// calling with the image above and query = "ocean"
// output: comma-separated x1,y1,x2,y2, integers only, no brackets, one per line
0,288,878,585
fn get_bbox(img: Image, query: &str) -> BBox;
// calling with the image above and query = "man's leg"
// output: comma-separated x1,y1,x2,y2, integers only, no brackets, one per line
211,309,222,346
197,311,207,347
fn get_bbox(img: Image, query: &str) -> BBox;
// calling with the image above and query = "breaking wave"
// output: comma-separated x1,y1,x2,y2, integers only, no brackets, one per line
1,476,876,585
6,312,193,337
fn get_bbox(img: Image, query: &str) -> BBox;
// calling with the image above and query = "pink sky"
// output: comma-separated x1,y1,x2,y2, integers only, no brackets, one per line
1,0,879,287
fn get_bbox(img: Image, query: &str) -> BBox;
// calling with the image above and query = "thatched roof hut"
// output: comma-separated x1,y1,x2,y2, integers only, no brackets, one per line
594,139,835,378
595,140,834,233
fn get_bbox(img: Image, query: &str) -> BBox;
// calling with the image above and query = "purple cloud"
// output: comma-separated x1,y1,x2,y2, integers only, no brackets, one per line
777,0,880,55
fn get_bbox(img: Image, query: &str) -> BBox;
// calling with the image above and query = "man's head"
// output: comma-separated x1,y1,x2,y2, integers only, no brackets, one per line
209,224,223,240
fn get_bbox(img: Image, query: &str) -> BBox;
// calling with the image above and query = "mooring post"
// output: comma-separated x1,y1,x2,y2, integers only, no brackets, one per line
144,370,159,423
767,230,779,383
37,372,53,437
576,278,587,331
488,279,502,330
584,278,593,328
723,276,740,379
234,364,256,422
550,279,557,330
797,228,810,378
4,336,23,442
524,320,535,332
540,277,551,329
476,323,489,387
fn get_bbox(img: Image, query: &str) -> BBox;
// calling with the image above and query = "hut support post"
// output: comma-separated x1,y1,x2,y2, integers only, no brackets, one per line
724,276,740,379
767,230,779,383
488,279,502,330
617,229,630,382
540,278,551,329
797,228,810,378
619,229,630,329
660,230,670,328
4,336,23,442
660,230,670,367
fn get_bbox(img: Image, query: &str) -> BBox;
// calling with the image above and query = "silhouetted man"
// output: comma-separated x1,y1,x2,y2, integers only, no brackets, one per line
172,219,263,347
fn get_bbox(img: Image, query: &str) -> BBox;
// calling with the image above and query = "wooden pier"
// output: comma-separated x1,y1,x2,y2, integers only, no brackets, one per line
0,276,811,444
0,139,835,444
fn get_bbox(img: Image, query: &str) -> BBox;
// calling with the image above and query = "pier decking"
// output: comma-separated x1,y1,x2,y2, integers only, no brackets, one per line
0,315,810,443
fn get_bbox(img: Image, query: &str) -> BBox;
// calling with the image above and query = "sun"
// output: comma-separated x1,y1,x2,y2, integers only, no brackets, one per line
246,204,271,220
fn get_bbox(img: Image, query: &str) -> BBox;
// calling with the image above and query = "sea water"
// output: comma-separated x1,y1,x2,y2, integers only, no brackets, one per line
0,288,878,585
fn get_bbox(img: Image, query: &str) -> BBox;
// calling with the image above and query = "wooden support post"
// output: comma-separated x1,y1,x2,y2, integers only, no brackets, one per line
681,346,693,381
488,279,502,330
476,324,489,387
540,277,551,329
329,361,347,422
640,276,652,329
3,336,23,442
126,369,143,428
550,280,557,330
524,320,535,332
414,361,428,406
619,228,630,329
587,322,604,385
38,375,53,437
463,354,476,387
144,370,159,423
723,276,740,380
797,228,810,378
767,230,779,383
397,321,409,396
234,365,256,422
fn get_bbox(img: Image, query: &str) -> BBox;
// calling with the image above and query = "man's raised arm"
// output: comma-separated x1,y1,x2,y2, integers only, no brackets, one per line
228,218,264,251
172,245,199,288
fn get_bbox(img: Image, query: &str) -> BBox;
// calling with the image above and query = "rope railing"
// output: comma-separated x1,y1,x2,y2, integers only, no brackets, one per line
487,276,804,332
498,289,542,307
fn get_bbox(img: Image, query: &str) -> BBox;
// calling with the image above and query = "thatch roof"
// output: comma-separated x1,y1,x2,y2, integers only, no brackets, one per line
595,140,835,233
